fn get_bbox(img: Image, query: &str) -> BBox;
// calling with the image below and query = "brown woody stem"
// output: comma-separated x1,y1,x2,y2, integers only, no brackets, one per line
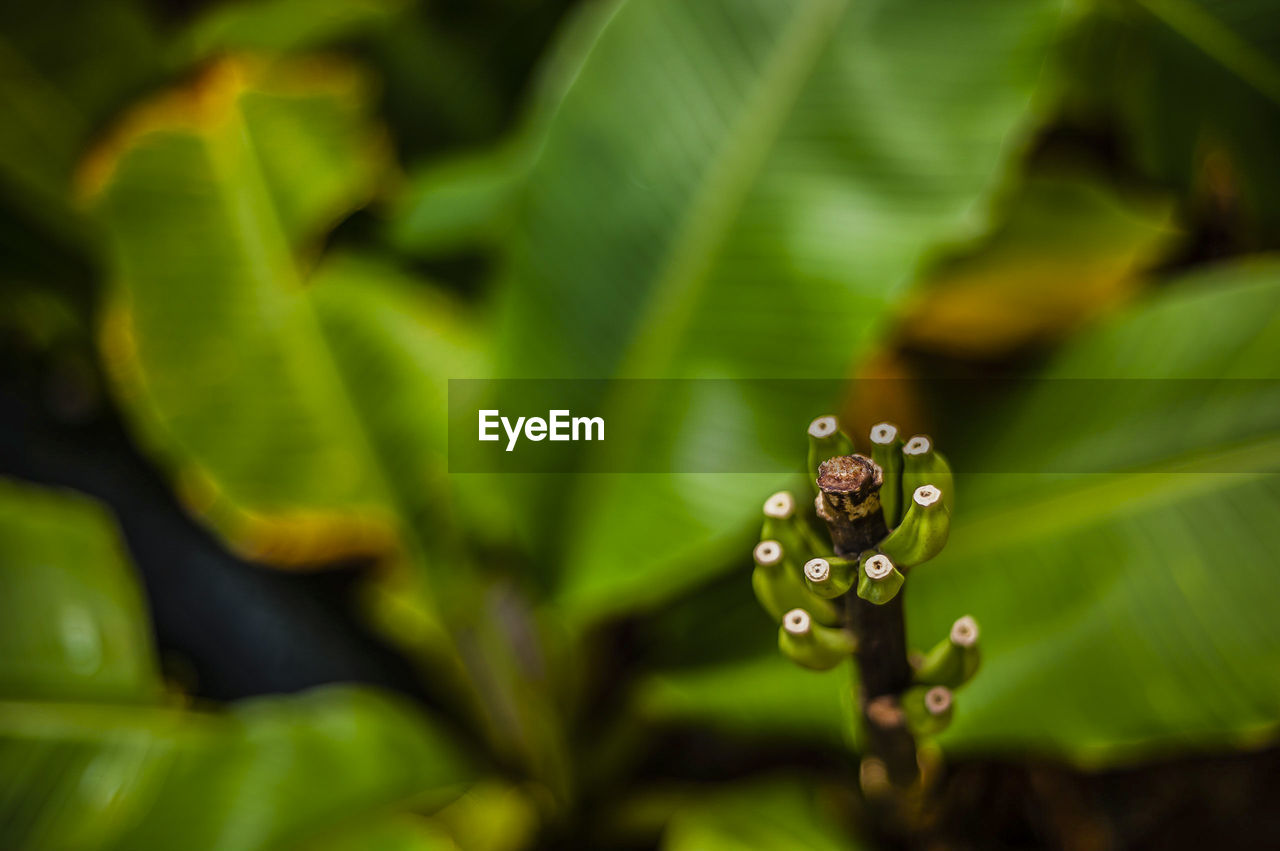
816,454,919,789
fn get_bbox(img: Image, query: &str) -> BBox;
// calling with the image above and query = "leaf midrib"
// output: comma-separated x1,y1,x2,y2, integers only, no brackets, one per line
213,88,445,602
568,0,846,485
612,0,848,381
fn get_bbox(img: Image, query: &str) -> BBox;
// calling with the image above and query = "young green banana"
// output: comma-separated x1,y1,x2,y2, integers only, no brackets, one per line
802,555,859,599
869,422,904,528
761,490,827,563
856,552,905,605
914,615,980,687
752,540,841,626
902,685,953,737
778,608,857,670
902,435,954,513
877,484,950,568
807,415,855,494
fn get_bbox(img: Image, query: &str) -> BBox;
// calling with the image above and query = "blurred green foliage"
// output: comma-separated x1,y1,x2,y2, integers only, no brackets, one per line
0,479,470,851
2,0,1280,847
660,779,867,851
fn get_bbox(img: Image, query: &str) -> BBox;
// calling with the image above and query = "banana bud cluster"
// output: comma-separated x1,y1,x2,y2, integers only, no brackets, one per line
751,415,979,741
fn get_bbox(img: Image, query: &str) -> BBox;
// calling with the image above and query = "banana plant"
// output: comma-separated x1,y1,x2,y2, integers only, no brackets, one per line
753,417,979,801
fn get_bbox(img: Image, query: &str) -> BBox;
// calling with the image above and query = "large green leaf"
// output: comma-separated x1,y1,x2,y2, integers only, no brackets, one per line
0,478,167,851
0,480,474,851
86,61,572,787
308,258,571,781
489,0,1064,622
905,258,1280,764
0,688,472,851
384,0,624,259
309,252,486,549
112,687,470,851
87,58,418,568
